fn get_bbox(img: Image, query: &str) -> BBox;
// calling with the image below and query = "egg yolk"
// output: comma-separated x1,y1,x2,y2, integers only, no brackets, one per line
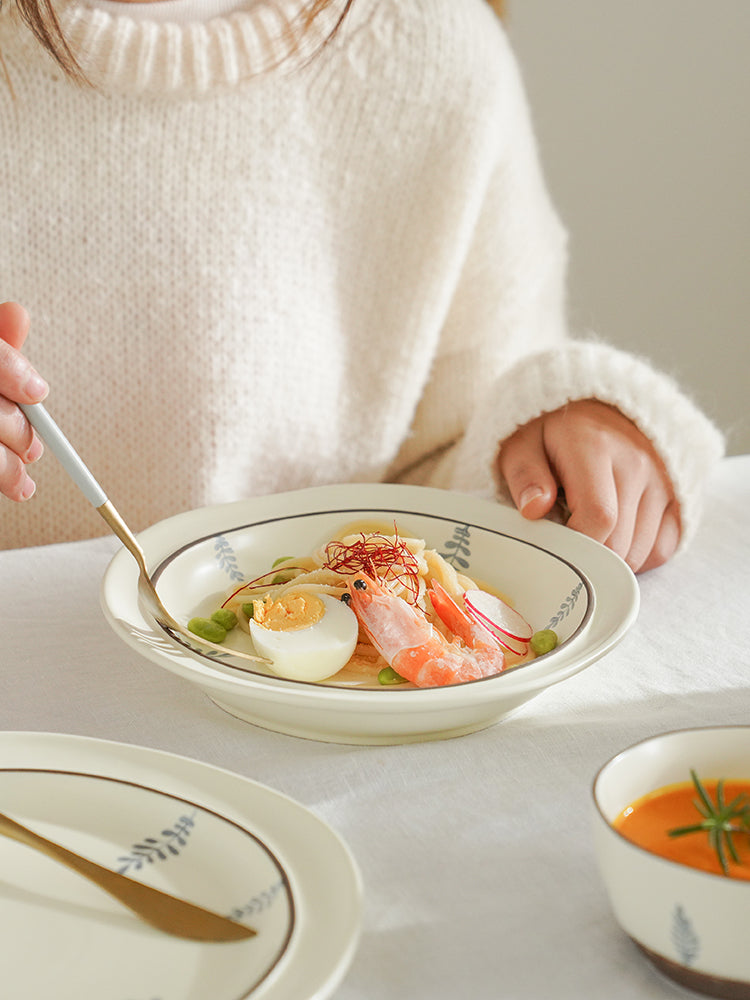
253,591,326,632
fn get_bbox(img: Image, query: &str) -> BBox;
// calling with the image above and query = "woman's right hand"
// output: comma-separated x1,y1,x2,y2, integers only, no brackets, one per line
0,301,48,501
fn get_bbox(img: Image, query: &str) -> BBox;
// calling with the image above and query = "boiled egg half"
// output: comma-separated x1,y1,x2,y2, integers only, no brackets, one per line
248,588,359,682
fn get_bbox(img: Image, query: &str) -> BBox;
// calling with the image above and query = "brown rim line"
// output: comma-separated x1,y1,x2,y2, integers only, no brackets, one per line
635,941,750,1000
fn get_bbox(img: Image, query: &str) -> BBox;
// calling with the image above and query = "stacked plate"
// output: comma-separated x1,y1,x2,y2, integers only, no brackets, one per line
0,732,361,1000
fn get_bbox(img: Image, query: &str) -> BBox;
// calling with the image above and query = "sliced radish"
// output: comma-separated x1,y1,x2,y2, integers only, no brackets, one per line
463,590,533,650
468,621,527,657
492,635,528,657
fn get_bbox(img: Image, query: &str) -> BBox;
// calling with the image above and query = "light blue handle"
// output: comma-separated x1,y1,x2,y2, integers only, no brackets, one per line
20,403,108,508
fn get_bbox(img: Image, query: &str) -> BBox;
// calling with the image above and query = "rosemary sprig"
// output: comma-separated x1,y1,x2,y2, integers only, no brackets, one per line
668,769,750,876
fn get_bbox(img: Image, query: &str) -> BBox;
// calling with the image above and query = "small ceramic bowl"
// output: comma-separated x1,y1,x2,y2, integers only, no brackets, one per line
592,726,750,999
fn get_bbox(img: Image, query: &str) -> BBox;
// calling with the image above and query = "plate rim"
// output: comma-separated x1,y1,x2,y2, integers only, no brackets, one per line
101,483,639,708
0,731,363,1000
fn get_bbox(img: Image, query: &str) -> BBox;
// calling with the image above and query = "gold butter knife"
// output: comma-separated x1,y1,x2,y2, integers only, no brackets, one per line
0,809,256,942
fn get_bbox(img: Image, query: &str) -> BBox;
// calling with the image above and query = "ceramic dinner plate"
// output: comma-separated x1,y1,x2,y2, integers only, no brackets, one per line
0,732,361,1000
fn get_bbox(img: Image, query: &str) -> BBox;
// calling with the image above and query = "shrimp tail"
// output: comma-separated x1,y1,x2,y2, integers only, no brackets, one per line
428,581,505,656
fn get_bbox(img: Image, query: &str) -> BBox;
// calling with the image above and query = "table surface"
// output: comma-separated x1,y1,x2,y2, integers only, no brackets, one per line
2,456,749,999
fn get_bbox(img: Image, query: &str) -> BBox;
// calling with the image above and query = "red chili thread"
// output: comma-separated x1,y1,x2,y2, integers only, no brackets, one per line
220,566,307,608
322,528,421,604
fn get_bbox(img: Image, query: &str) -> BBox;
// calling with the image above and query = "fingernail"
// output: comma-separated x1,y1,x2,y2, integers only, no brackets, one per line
23,371,49,402
25,436,44,463
20,476,36,500
519,486,544,511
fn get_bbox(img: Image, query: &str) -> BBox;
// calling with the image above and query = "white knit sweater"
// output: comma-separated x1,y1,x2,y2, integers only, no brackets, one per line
0,0,723,549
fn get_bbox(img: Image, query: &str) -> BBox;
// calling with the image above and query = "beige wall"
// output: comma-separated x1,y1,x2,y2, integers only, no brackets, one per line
506,1,749,454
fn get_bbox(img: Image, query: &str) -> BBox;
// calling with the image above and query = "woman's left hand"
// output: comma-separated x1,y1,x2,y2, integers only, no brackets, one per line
497,399,681,573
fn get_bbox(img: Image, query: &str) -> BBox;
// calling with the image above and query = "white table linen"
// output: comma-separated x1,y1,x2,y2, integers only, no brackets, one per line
2,455,749,999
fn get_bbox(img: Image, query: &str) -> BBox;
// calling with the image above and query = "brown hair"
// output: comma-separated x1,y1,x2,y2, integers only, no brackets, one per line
5,0,356,83
9,0,82,80
6,0,503,84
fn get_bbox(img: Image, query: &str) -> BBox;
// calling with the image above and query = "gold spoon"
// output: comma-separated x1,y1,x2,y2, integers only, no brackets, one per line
0,809,256,941
20,403,270,673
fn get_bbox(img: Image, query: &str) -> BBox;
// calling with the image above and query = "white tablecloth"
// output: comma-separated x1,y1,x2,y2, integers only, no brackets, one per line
2,456,749,999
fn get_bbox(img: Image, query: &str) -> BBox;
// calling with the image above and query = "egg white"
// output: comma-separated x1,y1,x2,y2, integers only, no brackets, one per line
248,592,359,682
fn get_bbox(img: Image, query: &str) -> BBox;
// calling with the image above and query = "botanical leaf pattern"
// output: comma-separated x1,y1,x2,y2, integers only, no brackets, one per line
546,582,583,629
213,535,245,581
671,904,700,966
440,524,472,570
117,812,197,873
228,878,286,921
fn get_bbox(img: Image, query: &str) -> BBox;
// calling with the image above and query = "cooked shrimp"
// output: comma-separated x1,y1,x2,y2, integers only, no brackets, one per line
428,580,504,651
345,574,505,688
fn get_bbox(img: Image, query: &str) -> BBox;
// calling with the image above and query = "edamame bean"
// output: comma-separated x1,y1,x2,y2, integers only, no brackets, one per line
211,608,237,630
530,629,558,655
187,617,227,643
242,602,255,619
378,666,408,685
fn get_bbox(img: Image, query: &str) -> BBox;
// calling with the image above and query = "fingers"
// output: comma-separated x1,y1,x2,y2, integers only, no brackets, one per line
0,307,48,405
0,302,47,502
0,446,38,501
0,391,44,500
497,418,560,520
0,300,31,351
558,442,679,573
633,499,681,573
497,401,683,574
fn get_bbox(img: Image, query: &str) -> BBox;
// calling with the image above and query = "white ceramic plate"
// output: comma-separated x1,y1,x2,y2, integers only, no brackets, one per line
0,732,361,1000
102,483,639,744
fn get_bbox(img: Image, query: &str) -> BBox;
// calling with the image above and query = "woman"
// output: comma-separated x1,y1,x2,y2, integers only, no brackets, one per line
0,0,723,567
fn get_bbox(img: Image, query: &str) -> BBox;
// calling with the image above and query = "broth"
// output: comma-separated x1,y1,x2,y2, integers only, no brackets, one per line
614,778,750,880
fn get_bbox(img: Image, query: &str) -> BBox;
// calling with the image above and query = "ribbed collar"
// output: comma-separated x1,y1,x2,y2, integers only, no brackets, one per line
1,0,347,98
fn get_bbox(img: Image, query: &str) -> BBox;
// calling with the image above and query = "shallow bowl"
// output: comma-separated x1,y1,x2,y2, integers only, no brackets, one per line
592,726,750,998
102,483,638,744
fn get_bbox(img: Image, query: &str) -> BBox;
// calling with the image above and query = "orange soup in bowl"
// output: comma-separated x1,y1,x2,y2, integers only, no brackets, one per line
615,777,750,880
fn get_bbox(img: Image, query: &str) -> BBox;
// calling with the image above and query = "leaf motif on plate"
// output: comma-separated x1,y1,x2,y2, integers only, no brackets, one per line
228,878,286,920
121,623,193,658
439,524,472,570
116,811,198,873
546,581,583,629
163,627,235,662
213,535,245,581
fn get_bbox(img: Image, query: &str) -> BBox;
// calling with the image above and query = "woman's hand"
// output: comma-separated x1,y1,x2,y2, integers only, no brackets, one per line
0,301,48,501
497,399,681,573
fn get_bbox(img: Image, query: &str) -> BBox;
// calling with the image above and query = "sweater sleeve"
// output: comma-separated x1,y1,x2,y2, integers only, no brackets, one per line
388,19,725,550
449,341,725,549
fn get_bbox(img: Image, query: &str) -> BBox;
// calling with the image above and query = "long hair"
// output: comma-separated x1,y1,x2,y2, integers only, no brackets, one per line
6,0,503,84
5,0,356,83
10,0,83,80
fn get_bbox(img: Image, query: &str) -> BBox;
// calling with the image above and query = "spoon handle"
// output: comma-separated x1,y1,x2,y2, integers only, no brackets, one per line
20,400,271,667
20,403,107,508
0,810,255,942
20,402,144,564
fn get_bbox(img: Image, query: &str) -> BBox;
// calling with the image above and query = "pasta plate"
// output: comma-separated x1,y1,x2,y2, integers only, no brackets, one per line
101,483,638,744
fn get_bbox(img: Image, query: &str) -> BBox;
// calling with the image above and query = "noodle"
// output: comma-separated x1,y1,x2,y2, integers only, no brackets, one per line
220,522,492,680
